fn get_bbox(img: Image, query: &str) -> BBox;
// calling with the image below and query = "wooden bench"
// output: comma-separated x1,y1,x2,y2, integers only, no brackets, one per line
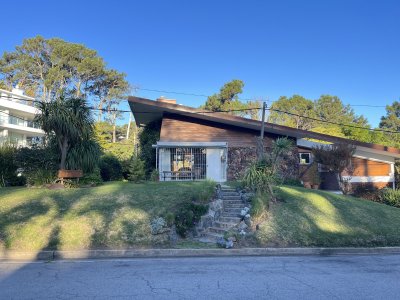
162,171,194,181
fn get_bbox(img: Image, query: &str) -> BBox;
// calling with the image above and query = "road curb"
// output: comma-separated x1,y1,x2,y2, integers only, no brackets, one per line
1,247,400,261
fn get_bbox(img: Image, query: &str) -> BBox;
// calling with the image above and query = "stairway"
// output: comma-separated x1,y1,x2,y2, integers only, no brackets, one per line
200,186,245,243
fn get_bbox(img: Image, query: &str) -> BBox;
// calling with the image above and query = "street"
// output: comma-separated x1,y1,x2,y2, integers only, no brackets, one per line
0,254,399,299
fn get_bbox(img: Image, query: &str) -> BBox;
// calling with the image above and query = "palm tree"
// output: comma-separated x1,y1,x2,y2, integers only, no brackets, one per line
35,97,99,172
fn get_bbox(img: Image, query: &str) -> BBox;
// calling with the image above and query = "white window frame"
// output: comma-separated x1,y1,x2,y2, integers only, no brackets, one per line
299,152,312,165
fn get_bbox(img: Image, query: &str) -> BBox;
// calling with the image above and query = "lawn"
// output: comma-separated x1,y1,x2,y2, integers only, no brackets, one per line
0,181,214,252
256,186,400,247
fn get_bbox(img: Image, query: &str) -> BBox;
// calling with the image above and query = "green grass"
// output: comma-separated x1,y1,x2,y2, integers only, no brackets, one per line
0,181,215,252
256,186,400,247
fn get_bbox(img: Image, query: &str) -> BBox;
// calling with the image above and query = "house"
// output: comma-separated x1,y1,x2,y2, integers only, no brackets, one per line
128,96,400,189
0,87,44,147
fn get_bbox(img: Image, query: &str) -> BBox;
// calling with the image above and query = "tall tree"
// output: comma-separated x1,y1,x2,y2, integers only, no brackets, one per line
379,101,400,147
268,95,315,130
35,97,99,171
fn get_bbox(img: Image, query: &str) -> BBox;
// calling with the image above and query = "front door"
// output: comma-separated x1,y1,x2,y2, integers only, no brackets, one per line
206,148,225,182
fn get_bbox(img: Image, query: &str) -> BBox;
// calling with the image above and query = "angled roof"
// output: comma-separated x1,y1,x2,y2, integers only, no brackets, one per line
128,96,400,157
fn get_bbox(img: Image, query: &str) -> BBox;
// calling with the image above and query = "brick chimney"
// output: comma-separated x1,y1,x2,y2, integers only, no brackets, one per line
156,96,176,104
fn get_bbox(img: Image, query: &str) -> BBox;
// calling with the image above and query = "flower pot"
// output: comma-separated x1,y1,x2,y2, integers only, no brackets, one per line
304,182,312,189
312,184,319,190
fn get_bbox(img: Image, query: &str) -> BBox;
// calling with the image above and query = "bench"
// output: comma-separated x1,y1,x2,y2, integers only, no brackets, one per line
162,171,194,181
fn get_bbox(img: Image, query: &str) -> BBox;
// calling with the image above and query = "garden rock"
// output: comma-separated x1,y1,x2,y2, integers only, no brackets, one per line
244,214,252,227
217,237,227,248
225,239,234,249
240,207,250,217
238,221,248,231
150,217,170,235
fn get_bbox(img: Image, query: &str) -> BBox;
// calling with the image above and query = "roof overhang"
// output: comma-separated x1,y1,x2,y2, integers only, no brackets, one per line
128,96,400,158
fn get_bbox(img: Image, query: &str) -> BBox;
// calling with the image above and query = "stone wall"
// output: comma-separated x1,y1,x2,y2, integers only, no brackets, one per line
227,147,299,181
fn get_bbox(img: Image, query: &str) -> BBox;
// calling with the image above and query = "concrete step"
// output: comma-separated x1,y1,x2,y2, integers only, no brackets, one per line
213,221,237,229
221,192,240,196
219,216,242,223
222,213,241,218
224,203,245,209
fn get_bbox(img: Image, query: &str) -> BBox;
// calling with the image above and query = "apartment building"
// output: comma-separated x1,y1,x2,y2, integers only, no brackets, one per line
0,87,44,147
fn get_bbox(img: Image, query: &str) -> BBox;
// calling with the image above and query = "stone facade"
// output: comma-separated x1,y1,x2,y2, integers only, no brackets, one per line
227,146,300,181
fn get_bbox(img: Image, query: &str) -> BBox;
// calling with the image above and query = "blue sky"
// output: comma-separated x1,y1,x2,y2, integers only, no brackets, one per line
1,0,399,126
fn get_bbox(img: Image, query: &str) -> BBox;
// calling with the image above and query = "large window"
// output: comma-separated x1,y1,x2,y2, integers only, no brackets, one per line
299,152,311,165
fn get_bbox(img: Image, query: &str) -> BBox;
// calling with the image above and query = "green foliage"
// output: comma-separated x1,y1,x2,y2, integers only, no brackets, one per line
14,144,58,185
35,97,100,172
379,188,400,208
150,169,159,181
268,95,315,130
251,193,270,219
188,179,216,204
0,144,18,187
127,157,146,183
79,168,103,186
138,120,161,176
99,155,123,181
164,212,175,227
202,80,259,119
379,101,400,147
174,203,208,237
312,143,356,194
243,137,294,200
283,178,303,187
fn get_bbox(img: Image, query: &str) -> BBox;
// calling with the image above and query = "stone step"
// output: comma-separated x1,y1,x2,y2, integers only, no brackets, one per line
224,208,243,213
224,204,245,209
222,196,241,200
219,216,242,223
200,232,224,242
223,200,243,205
221,192,240,196
213,221,238,229
222,213,241,218
208,227,228,234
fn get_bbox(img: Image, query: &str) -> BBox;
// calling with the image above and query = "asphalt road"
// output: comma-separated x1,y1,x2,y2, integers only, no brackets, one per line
0,254,399,299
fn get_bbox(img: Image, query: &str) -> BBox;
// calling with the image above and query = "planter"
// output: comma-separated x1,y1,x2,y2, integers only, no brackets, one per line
58,169,83,179
303,182,312,189
312,184,320,190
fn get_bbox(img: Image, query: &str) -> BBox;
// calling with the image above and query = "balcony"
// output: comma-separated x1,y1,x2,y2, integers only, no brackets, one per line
0,116,44,136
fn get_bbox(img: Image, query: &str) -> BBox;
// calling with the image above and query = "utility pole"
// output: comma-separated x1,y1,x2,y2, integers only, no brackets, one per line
260,101,266,139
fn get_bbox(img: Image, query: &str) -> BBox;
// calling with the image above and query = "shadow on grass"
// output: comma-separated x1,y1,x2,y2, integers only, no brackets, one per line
256,186,400,247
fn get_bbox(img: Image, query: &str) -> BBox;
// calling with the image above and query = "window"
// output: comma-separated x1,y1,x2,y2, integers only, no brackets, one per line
299,152,311,165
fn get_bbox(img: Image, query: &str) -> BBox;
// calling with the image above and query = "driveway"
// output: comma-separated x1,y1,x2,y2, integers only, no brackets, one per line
0,254,399,299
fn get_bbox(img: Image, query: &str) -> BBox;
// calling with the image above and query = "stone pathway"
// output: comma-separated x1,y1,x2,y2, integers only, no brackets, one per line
199,185,246,242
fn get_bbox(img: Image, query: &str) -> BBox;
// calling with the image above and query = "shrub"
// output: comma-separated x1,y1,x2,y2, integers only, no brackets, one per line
79,168,103,186
352,183,381,201
138,120,161,176
0,144,18,187
127,157,146,183
379,188,400,208
174,203,208,237
251,193,270,219
99,155,123,181
15,144,58,186
150,169,159,181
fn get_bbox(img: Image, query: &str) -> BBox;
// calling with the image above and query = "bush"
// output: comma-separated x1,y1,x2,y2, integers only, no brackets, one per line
251,193,270,219
379,188,400,208
79,168,103,186
175,203,208,237
352,183,381,201
150,169,159,181
0,144,18,187
283,178,303,187
127,157,146,183
99,155,123,181
15,144,58,186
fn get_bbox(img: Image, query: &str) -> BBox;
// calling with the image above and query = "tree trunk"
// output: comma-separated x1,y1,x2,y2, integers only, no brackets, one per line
112,123,116,143
98,101,103,122
60,138,69,170
126,113,132,139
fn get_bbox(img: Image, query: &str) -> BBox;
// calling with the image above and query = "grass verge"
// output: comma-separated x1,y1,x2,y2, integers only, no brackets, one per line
255,185,400,247
0,181,214,251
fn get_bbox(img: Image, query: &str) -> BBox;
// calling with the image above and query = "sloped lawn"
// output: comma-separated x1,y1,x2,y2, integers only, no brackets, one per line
256,186,400,247
0,181,214,251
